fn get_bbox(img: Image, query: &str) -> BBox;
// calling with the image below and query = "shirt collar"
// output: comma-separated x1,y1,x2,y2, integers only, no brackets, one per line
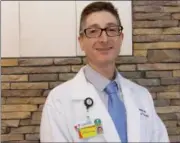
84,64,120,92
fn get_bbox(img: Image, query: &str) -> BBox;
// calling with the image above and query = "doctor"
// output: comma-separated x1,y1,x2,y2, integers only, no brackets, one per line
40,1,169,142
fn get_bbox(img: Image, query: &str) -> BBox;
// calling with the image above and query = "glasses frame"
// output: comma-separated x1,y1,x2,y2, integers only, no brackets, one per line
80,25,123,38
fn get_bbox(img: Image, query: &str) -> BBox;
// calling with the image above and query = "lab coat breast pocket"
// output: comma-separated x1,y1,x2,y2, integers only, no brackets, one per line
83,135,106,142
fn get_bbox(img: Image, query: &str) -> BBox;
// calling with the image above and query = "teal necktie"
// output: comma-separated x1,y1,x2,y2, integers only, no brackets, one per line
104,81,128,142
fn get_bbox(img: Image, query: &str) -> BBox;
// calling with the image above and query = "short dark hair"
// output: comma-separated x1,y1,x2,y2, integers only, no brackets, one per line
79,1,122,33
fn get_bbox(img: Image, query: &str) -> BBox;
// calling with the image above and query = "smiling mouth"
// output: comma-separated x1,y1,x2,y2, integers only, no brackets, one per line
96,47,113,51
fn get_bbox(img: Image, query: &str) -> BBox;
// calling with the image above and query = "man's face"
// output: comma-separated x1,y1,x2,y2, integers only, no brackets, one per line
78,11,124,66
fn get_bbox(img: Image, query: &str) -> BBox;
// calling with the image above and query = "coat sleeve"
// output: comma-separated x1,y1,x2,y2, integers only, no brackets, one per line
147,91,170,142
40,103,72,142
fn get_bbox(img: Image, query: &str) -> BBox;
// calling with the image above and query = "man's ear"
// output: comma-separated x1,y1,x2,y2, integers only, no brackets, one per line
120,32,124,40
78,36,84,51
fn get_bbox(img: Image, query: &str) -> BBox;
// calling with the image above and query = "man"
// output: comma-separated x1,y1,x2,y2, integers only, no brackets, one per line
40,1,169,142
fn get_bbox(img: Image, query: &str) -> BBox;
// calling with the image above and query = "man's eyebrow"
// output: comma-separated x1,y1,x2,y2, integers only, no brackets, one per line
86,24,100,28
106,22,118,26
85,22,118,29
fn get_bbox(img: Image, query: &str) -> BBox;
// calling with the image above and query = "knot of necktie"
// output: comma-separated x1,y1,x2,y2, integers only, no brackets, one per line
104,81,118,95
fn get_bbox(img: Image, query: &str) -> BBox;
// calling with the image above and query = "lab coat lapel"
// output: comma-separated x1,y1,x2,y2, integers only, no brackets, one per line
118,74,140,142
71,67,120,142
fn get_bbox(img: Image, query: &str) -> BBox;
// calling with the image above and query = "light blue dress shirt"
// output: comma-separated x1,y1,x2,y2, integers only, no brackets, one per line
83,64,124,108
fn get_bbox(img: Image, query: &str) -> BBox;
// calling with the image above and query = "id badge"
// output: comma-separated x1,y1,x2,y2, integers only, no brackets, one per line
74,118,103,139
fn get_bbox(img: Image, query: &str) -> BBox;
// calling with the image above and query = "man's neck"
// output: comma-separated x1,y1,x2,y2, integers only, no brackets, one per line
88,62,116,80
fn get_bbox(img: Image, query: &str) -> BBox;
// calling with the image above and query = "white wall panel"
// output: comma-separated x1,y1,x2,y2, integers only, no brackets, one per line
110,1,133,55
20,1,76,57
1,1,132,58
1,1,20,57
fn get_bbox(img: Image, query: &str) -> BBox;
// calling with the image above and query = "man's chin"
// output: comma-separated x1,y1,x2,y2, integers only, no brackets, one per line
96,59,115,66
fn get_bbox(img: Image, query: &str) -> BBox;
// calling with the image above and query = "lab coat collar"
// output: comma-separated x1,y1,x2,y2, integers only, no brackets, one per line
71,67,140,142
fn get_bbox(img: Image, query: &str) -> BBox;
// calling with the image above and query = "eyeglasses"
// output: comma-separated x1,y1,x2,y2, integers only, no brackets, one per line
80,25,123,38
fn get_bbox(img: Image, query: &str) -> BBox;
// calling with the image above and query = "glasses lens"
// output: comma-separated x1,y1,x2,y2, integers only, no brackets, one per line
106,26,122,37
85,28,101,38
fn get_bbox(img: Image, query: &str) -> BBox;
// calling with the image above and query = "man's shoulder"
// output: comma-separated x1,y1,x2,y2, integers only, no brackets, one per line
119,73,152,102
119,74,148,92
119,74,154,109
45,78,75,104
51,80,73,93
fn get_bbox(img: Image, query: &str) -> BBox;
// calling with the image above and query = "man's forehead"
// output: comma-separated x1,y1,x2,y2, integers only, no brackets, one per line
84,11,118,28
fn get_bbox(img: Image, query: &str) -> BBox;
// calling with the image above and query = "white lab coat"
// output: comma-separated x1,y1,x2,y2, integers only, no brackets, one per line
40,66,169,142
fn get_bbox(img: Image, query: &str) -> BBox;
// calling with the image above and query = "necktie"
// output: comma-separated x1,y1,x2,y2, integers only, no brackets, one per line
104,81,128,142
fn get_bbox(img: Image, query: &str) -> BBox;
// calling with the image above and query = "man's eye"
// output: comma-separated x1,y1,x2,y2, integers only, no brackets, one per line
108,28,118,32
89,29,98,33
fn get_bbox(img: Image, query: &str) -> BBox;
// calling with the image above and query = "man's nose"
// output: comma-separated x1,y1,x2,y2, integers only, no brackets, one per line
99,30,108,42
